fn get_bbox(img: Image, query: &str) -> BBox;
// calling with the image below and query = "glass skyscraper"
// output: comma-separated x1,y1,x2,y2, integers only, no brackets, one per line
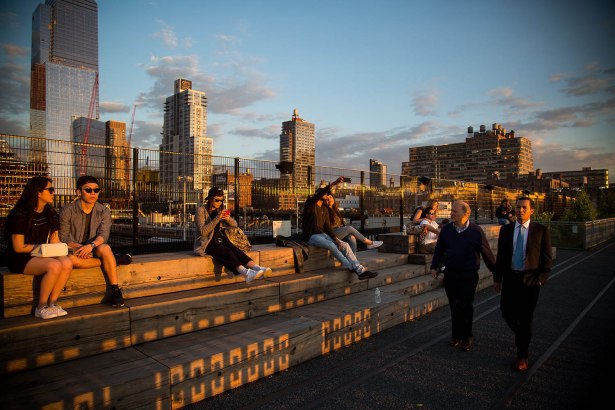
30,0,99,194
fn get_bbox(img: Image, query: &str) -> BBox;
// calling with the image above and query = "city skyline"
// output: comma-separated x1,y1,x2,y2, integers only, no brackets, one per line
0,0,613,177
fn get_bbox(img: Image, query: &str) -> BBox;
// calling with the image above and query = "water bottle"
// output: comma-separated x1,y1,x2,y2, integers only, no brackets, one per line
374,287,381,304
402,225,407,236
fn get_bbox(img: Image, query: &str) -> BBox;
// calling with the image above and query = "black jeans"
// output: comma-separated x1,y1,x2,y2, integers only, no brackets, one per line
443,270,479,341
205,237,252,275
500,270,541,359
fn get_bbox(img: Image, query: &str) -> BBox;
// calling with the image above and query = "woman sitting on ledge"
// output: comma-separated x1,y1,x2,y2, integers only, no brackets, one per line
194,187,270,283
323,193,382,254
4,176,73,319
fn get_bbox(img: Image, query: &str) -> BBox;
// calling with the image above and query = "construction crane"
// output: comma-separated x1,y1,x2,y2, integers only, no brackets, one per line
79,72,99,176
127,103,137,146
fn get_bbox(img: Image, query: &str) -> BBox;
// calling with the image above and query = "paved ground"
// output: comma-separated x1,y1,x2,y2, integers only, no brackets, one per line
188,241,615,409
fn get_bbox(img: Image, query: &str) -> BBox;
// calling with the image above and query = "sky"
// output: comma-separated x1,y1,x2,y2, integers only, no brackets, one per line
1,0,614,178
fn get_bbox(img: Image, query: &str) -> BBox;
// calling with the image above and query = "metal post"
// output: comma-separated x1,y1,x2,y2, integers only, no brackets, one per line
360,171,365,232
234,157,240,217
131,147,139,254
399,176,404,231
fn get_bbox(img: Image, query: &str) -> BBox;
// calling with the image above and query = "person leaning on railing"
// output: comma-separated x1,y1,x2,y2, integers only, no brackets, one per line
4,176,73,319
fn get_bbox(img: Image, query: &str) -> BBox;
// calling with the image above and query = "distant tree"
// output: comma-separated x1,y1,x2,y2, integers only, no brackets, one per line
560,190,597,221
597,189,615,218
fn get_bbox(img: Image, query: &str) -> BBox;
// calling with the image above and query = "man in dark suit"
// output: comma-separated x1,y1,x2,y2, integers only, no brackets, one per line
493,196,552,371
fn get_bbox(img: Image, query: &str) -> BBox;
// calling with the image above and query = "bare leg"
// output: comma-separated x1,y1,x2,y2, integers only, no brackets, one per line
48,256,72,304
94,244,118,285
23,257,72,308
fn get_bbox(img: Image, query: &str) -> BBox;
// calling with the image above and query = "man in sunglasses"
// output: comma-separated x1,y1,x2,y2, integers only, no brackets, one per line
60,175,131,307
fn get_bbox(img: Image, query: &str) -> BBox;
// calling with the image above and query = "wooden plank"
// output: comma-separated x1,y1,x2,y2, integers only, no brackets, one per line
367,264,430,290
256,246,295,277
129,282,281,345
377,232,419,254
303,247,340,271
0,304,131,375
271,269,369,311
283,291,409,354
136,314,322,408
0,348,169,409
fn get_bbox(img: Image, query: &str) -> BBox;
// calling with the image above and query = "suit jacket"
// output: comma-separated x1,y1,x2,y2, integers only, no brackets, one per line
494,220,552,286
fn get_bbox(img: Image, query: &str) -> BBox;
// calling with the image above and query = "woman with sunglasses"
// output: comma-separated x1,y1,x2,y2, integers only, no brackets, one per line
194,187,270,283
4,176,73,319
418,206,440,254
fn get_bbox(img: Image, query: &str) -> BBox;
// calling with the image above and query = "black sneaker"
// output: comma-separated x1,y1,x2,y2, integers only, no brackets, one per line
357,270,378,280
111,287,125,307
114,253,132,266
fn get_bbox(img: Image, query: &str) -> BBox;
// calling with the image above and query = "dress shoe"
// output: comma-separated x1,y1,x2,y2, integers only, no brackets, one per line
448,338,461,348
458,339,473,352
515,358,528,371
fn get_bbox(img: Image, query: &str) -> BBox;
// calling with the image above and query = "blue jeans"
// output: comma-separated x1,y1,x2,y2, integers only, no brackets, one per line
307,233,364,273
333,225,367,255
498,218,510,226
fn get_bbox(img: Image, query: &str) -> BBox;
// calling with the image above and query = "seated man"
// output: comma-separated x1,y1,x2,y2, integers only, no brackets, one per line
418,207,440,254
301,176,377,280
60,176,131,307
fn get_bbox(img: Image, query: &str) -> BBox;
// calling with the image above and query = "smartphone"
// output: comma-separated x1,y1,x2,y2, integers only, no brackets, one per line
222,209,231,217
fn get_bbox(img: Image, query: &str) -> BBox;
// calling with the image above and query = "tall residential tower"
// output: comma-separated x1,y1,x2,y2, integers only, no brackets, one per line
280,109,315,190
159,79,212,194
30,0,99,193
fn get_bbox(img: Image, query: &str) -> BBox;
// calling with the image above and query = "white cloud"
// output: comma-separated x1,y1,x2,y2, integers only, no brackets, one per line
412,89,438,116
100,101,130,114
152,20,178,48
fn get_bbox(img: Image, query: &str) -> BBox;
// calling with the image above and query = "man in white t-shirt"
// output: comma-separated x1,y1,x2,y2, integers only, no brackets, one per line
419,207,440,253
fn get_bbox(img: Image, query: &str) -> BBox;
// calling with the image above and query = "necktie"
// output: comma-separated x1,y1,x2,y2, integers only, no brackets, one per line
513,225,525,270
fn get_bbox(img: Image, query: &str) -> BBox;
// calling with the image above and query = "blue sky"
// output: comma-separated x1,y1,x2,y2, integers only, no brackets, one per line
1,0,614,178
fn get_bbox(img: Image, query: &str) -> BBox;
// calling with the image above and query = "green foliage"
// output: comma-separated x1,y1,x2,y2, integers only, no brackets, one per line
597,189,615,218
560,190,597,221
533,211,554,223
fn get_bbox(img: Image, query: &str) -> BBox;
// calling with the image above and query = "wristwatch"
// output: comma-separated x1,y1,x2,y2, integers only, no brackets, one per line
88,240,97,249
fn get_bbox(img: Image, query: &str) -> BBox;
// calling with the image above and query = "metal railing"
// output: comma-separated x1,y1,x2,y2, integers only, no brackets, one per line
0,134,576,256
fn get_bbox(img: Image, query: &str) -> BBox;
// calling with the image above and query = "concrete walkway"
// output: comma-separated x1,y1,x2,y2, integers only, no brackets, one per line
188,241,615,409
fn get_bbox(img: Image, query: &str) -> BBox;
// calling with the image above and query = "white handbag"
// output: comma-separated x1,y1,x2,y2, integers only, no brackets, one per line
30,231,69,257
31,242,69,257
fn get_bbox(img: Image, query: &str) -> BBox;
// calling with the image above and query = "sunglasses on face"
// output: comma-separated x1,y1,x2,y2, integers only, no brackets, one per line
82,187,101,194
42,187,55,194
428,212,435,215
213,198,224,203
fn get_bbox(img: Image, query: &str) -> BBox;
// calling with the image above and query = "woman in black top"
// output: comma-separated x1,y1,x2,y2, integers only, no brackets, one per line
4,176,73,319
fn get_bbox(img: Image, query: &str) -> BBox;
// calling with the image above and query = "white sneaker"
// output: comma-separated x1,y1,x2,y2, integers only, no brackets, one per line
366,240,383,250
258,266,272,278
35,306,58,319
50,303,68,317
244,268,260,283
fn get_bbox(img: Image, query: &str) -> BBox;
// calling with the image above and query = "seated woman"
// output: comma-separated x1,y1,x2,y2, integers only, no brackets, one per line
4,176,73,319
194,187,270,283
323,193,382,254
407,199,439,232
418,206,440,254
